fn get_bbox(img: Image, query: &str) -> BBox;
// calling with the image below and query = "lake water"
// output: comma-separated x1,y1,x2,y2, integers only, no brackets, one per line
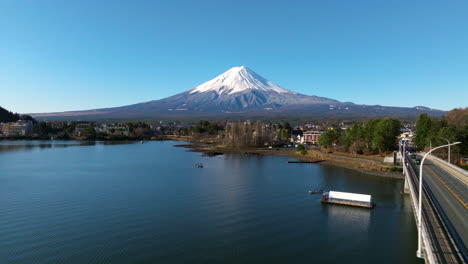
0,140,422,263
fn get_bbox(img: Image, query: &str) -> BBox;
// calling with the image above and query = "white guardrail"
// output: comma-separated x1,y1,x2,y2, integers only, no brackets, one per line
403,161,436,264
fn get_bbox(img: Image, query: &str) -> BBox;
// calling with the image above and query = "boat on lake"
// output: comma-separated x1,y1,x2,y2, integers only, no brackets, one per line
321,190,375,208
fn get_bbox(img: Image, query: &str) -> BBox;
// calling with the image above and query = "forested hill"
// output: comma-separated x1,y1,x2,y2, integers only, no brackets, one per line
0,106,33,122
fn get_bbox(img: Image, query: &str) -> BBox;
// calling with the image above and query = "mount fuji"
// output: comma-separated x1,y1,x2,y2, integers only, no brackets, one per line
31,66,444,120
156,66,339,111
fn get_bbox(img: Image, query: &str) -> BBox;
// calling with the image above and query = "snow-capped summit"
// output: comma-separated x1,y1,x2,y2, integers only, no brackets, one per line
189,66,295,95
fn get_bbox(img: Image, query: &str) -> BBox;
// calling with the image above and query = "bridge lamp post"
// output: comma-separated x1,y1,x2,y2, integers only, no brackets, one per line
427,139,432,156
401,140,407,171
440,137,451,163
416,141,461,259
399,140,402,158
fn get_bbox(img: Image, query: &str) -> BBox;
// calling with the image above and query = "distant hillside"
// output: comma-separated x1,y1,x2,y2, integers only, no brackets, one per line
445,107,468,127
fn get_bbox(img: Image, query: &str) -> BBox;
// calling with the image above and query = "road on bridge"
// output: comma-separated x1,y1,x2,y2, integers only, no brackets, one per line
410,154,468,263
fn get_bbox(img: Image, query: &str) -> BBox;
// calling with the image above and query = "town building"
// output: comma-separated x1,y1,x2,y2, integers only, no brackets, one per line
302,131,322,144
100,123,129,136
460,158,468,165
74,123,95,137
1,120,34,136
0,122,10,136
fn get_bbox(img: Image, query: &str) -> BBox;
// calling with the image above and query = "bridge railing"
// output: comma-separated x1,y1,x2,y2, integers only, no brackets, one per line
403,156,437,263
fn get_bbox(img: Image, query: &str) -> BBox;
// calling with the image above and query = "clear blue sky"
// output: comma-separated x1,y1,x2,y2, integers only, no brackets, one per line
1,0,467,113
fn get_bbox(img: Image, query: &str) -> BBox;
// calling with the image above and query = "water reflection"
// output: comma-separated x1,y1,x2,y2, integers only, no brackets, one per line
0,140,135,153
325,204,372,234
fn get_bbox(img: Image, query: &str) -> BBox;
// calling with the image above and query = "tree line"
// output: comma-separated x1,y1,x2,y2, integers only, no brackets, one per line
318,117,401,154
223,121,291,147
414,108,467,161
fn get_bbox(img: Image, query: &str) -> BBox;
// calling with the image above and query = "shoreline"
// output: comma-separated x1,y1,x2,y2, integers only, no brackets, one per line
167,137,403,179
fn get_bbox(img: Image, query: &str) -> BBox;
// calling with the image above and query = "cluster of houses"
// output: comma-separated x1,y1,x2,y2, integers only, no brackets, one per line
2,120,152,139
399,122,416,147
290,122,353,145
290,130,322,145
291,121,418,146
70,122,133,137
50,121,173,138
9,120,188,139
291,123,321,144
0,120,34,137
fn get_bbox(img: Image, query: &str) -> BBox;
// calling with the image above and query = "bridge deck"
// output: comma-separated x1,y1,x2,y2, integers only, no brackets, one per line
406,156,466,263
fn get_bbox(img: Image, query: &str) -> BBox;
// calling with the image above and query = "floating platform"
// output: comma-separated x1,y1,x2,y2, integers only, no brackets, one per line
321,190,375,208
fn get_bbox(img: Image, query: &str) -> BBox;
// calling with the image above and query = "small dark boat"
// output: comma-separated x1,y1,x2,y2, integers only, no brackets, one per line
195,163,204,168
308,190,323,194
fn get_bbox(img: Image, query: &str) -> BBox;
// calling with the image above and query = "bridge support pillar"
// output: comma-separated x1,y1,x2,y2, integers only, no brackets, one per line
403,176,410,194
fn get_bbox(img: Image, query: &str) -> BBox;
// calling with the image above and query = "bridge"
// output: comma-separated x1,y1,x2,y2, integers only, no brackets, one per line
401,143,468,263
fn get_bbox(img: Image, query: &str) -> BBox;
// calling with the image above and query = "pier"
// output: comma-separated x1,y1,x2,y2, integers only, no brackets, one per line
287,160,324,164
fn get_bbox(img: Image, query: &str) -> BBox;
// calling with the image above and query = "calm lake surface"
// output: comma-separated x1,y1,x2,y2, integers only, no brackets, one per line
0,140,422,264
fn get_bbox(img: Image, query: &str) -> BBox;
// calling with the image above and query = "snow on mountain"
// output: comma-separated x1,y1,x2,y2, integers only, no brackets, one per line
189,66,296,95
152,66,338,111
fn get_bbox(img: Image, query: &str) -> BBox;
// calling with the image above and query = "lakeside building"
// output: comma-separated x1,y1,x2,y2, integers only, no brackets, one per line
99,124,130,136
0,122,10,136
290,130,303,144
0,120,34,136
302,131,322,144
74,123,94,137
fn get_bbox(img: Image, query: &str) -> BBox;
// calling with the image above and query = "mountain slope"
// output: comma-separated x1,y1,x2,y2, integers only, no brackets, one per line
145,66,339,112
30,66,445,120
